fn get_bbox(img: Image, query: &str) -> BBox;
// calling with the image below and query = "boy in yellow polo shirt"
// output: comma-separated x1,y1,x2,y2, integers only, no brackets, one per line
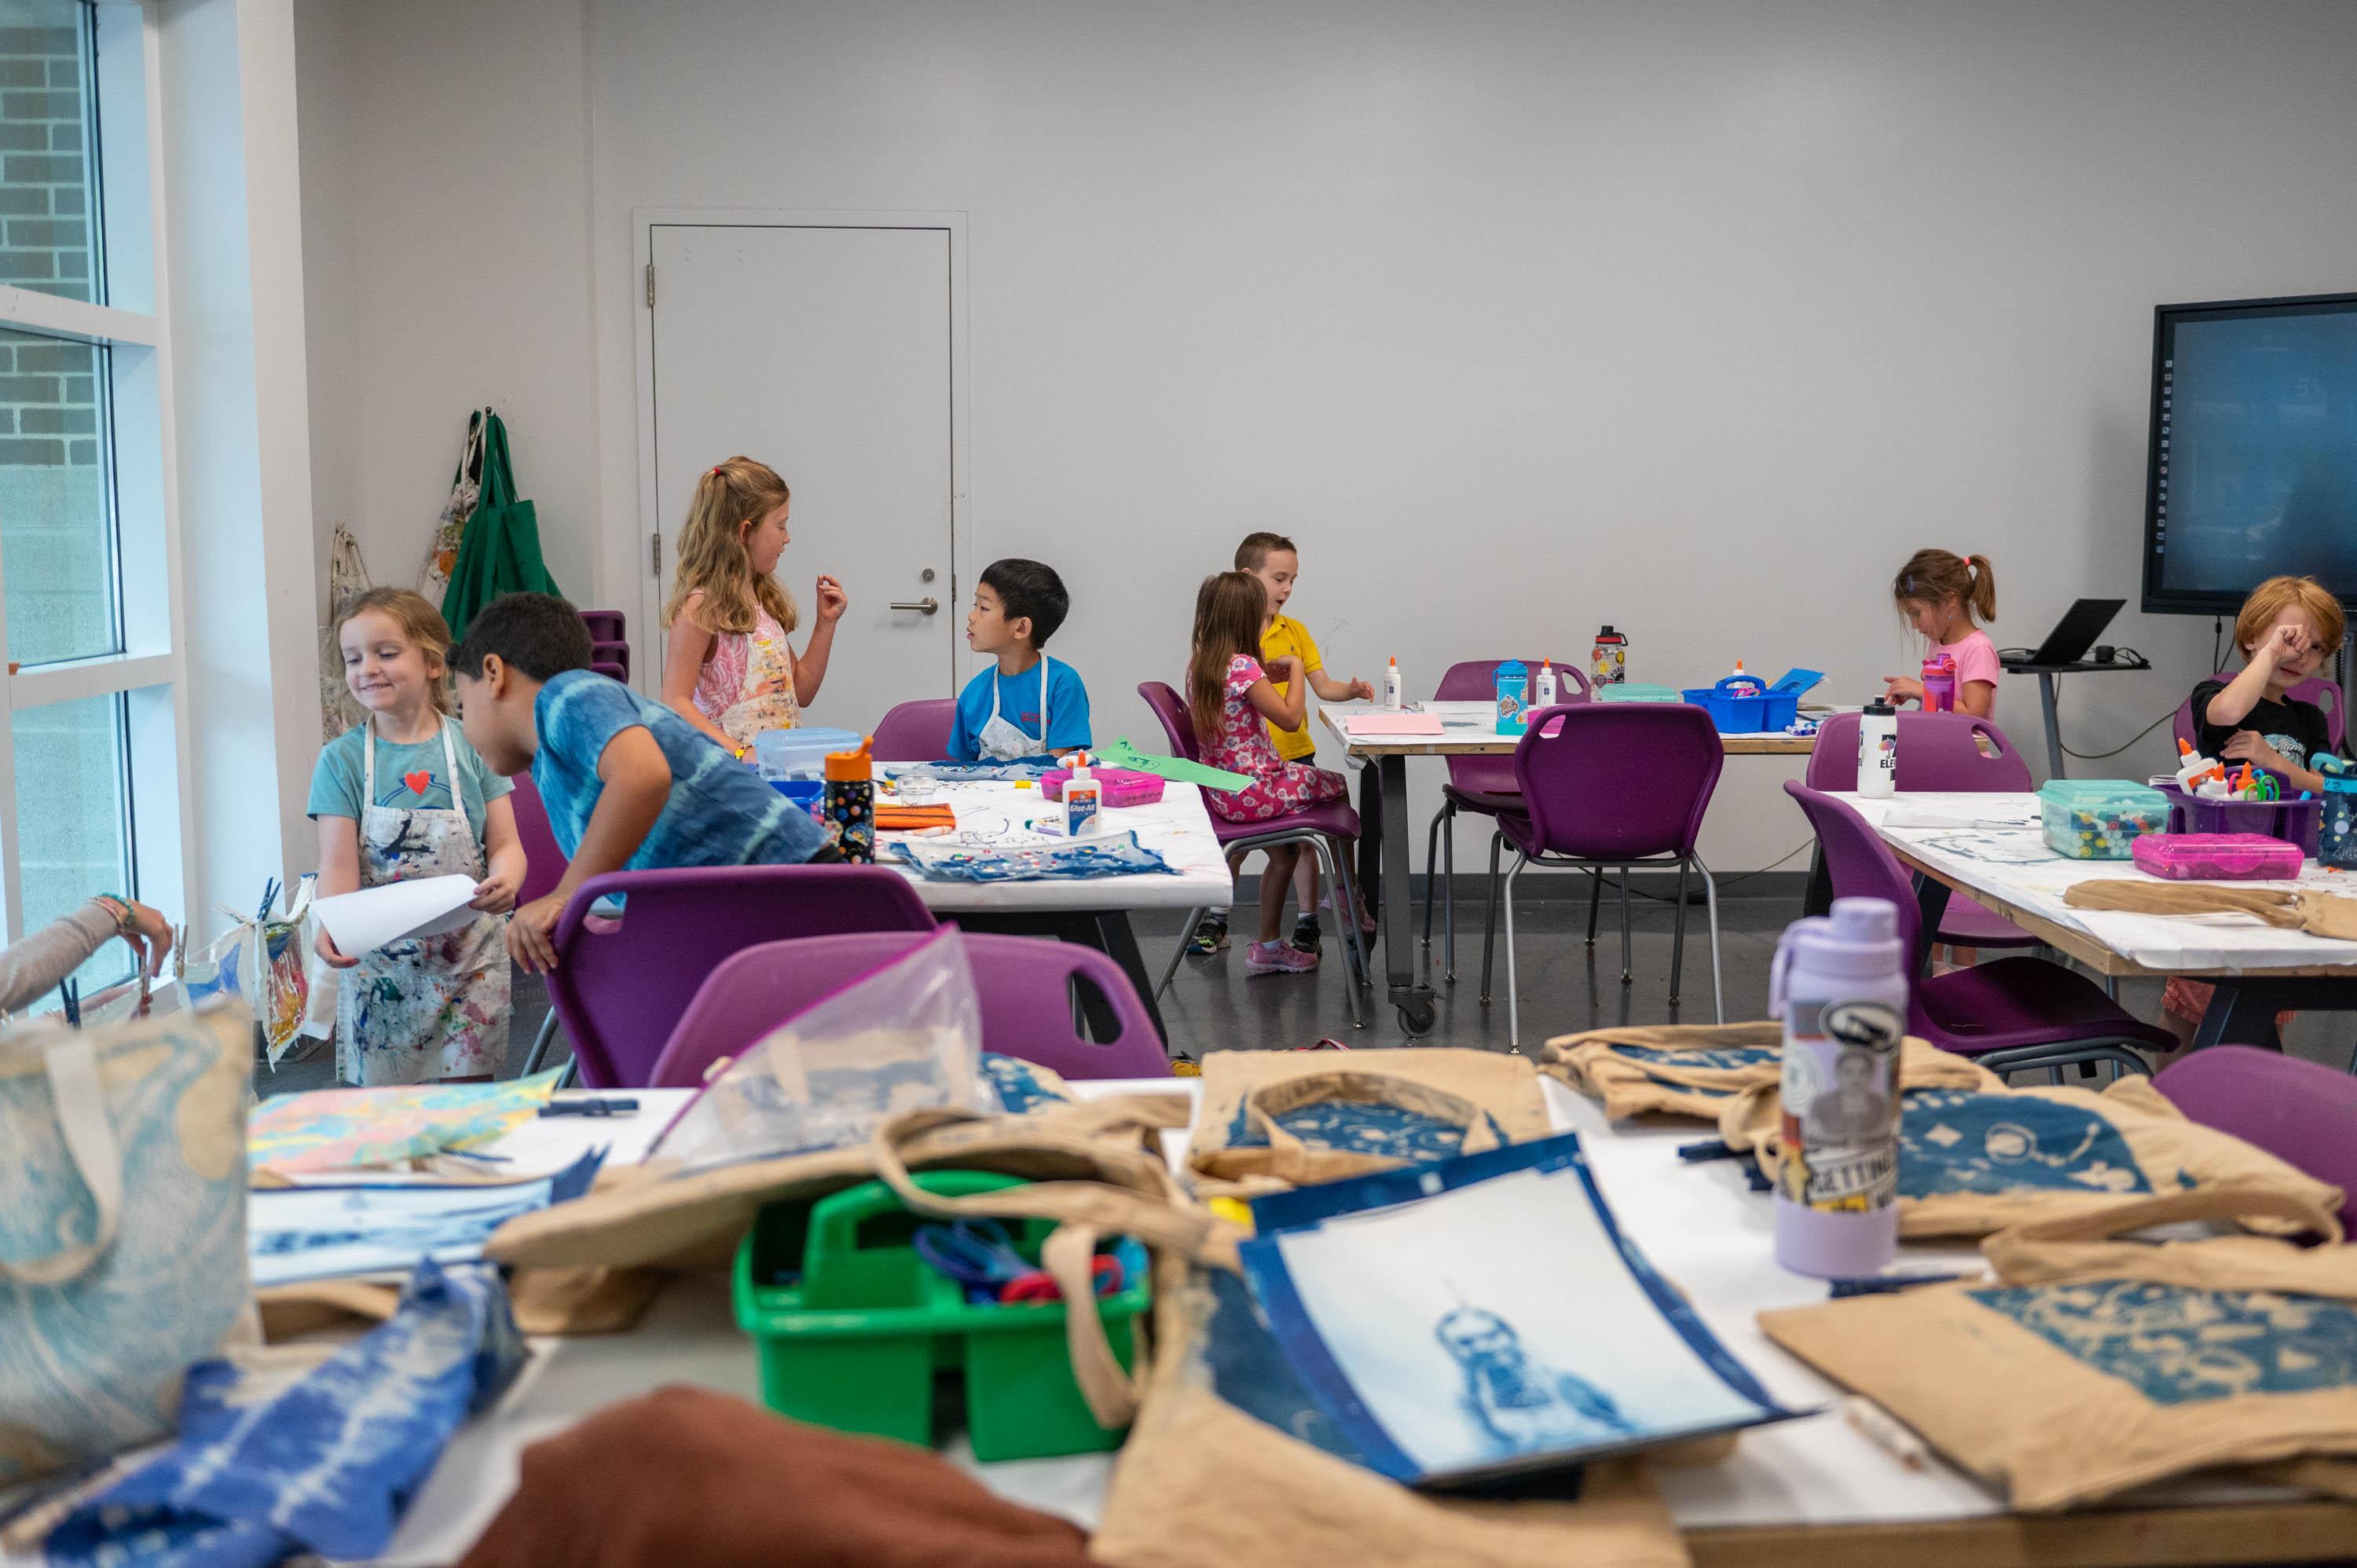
1190,532,1376,958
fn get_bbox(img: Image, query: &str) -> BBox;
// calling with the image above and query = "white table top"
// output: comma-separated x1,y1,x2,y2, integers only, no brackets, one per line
326,1076,2290,1566
878,774,1233,914
1844,790,2357,977
1319,702,1816,757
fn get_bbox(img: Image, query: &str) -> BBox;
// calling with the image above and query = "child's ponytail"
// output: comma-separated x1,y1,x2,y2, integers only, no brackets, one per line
1893,549,1996,628
1963,552,1996,624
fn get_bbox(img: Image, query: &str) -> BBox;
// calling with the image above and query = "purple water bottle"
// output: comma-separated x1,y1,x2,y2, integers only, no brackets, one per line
1919,653,1957,714
1767,898,1908,1279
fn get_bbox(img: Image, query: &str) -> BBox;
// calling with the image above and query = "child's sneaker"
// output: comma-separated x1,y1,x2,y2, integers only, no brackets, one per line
1247,940,1319,976
1187,914,1229,955
1289,913,1322,955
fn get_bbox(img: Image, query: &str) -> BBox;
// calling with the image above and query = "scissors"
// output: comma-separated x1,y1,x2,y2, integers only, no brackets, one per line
915,1222,1139,1305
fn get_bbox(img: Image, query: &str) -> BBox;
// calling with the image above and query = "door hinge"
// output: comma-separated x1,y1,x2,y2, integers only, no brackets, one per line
644,262,655,308
650,530,662,574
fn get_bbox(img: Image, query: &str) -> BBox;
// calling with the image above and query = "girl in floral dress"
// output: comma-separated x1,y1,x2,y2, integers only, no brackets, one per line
1190,570,1349,975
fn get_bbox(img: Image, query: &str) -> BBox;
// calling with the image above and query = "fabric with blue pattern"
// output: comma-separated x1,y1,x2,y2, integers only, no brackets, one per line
1540,1022,1998,1123
1189,1050,1552,1186
46,1259,525,1568
982,1053,1076,1114
1968,1280,2357,1405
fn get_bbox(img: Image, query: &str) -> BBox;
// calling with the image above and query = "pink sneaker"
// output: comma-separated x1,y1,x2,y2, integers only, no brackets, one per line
1246,940,1319,975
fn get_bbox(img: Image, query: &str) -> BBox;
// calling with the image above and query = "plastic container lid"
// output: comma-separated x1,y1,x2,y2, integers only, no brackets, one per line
824,737,874,781
2037,779,2167,812
1794,897,1904,979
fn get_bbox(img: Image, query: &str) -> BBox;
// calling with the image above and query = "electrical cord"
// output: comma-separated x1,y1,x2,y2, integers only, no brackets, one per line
1614,839,1817,901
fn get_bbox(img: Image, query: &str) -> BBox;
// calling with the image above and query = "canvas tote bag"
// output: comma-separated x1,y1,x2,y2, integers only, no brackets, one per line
1187,1048,1552,1187
1718,1068,2342,1239
1541,1022,1996,1123
1761,1185,2357,1511
0,1001,253,1485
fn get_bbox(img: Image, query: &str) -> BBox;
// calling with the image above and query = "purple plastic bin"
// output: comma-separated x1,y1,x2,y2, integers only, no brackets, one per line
2158,772,2321,859
2130,832,2304,882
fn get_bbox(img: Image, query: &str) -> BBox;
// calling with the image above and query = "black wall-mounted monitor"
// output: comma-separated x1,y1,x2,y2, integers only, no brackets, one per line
2142,291,2357,617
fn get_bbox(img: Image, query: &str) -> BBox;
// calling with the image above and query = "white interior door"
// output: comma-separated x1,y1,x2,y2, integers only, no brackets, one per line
647,223,955,726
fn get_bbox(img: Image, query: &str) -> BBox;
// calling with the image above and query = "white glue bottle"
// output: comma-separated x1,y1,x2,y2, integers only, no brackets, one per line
1384,657,1403,710
1768,898,1908,1278
1534,658,1558,709
1063,756,1102,836
1857,698,1897,799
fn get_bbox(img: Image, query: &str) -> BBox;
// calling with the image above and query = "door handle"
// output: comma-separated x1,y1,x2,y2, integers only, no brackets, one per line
889,597,940,614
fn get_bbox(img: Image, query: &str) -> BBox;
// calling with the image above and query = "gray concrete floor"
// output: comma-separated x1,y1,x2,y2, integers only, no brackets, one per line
255,873,2354,1094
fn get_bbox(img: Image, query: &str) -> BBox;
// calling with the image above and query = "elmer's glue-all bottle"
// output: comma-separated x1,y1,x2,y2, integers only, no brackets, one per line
1592,625,1626,687
1063,755,1102,837
1858,698,1897,799
823,738,876,863
1769,898,1908,1278
1534,658,1559,709
1383,657,1403,711
1728,658,1759,694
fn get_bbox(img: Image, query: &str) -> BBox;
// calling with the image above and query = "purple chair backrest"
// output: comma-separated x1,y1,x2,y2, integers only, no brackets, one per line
588,661,627,683
2154,1045,2357,1233
506,774,568,909
1513,702,1721,862
871,698,956,763
1785,781,1927,969
648,929,1172,1087
578,609,626,643
1438,659,1588,796
545,865,937,1087
1806,713,2031,793
1138,680,1204,764
2174,676,2345,755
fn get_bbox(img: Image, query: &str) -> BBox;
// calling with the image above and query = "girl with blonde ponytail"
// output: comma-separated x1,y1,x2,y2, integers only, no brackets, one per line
1882,548,2000,719
659,456,849,753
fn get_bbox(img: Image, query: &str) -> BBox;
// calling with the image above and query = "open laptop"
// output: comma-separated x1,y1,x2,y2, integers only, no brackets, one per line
2016,597,2124,665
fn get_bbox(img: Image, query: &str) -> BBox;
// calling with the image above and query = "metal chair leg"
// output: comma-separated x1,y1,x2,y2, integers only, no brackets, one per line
1422,806,1444,954
1670,859,1690,1005
1479,830,1505,1005
1329,834,1370,992
1315,838,1368,1029
1697,859,1725,1024
520,1007,562,1077
1442,808,1458,981
1585,868,1603,947
1505,852,1529,1048
1618,868,1633,984
1157,908,1205,999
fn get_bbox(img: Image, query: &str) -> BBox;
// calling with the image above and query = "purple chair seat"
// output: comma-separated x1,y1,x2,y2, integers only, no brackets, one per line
1923,958,2176,1057
1440,783,1521,816
2154,1045,2357,1233
651,928,1172,1087
1210,799,1361,848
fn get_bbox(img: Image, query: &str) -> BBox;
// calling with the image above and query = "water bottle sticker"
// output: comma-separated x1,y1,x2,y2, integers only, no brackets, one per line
1780,998,1903,1214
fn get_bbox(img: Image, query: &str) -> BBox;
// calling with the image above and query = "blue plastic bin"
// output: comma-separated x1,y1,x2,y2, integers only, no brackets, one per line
1678,669,1821,735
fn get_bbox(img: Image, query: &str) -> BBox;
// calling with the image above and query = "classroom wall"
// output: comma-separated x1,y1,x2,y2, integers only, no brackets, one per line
293,0,2357,872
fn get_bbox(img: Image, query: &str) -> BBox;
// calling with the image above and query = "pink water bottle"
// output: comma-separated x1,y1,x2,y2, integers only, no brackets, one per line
1768,898,1908,1280
1919,653,1956,713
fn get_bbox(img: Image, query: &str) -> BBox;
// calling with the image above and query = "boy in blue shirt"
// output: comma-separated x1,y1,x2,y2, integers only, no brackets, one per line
948,559,1093,761
450,592,834,972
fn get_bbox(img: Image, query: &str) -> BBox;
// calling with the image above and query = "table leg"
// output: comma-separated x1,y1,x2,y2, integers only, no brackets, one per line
1373,753,1435,1035
1910,872,1951,978
2192,980,2284,1052
1356,759,1384,925
2038,672,2065,781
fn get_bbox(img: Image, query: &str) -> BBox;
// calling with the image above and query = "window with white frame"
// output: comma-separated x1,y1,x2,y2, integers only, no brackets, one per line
0,0,182,1007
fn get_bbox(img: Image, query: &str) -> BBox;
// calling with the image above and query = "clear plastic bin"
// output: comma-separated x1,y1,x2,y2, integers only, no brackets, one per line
2037,779,2168,859
753,726,866,780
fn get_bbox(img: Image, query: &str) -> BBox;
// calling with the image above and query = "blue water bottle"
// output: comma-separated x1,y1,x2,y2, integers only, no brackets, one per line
1494,659,1530,735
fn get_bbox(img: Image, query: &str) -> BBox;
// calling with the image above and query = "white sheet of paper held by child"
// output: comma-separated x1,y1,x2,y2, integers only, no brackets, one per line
311,874,482,958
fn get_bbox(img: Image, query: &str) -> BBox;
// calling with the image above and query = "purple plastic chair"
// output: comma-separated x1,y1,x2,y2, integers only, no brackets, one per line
1422,659,1588,984
871,698,956,763
543,865,937,1087
1805,711,2039,952
588,660,627,684
509,775,574,1076
649,929,1173,1088
1137,680,1369,1026
1787,782,2171,1078
2154,1045,2357,1233
589,639,631,680
2172,676,2346,755
578,609,626,644
1483,704,1725,1046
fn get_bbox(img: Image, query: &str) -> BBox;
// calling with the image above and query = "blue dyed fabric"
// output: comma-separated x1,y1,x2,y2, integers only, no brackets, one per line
1606,1044,1778,1072
1224,1096,1508,1164
982,1053,1073,1114
46,1260,525,1568
1969,1280,2357,1405
905,830,1173,882
1898,1089,2152,1199
530,669,827,870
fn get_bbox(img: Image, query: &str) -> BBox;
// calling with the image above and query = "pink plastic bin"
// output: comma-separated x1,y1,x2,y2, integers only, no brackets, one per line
2130,832,2304,882
1042,767,1165,808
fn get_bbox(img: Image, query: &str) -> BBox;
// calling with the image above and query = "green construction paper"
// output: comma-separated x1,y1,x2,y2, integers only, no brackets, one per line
1099,738,1252,792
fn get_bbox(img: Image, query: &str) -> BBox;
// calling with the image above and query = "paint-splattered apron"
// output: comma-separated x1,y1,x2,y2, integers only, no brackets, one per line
693,607,801,748
336,721,509,1086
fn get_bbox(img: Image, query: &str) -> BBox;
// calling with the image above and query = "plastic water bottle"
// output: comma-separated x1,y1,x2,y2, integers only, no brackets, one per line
1383,656,1403,711
1769,898,1908,1279
1591,625,1626,687
1919,654,1956,714
1534,659,1559,709
823,738,876,863
1494,659,1530,735
1858,698,1897,799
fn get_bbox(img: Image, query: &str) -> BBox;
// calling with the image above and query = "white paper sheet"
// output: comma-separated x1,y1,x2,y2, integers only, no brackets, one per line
311,874,481,956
